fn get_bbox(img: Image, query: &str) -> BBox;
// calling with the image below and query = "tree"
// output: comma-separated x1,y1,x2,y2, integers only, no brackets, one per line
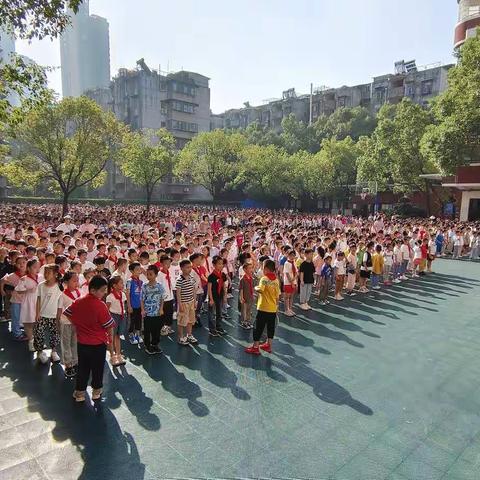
0,0,83,121
120,129,176,211
242,121,282,147
421,33,480,174
175,130,246,202
280,114,319,154
1,96,125,214
314,106,377,142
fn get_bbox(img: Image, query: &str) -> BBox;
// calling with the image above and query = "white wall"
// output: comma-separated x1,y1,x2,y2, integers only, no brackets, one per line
460,190,480,221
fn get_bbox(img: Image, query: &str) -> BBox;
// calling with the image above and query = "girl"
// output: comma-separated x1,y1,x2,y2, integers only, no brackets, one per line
313,246,325,292
58,271,81,377
15,258,41,351
345,244,357,296
34,264,63,364
383,243,394,286
283,250,297,316
412,240,422,278
106,276,127,366
2,255,27,340
80,267,95,296
333,251,346,301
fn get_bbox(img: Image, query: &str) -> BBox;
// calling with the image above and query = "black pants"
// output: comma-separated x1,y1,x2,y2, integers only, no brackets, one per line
253,311,277,342
208,299,222,332
160,300,174,327
129,307,142,333
76,343,107,391
144,315,161,348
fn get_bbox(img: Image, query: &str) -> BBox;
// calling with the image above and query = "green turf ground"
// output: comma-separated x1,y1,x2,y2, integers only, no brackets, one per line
1,259,480,479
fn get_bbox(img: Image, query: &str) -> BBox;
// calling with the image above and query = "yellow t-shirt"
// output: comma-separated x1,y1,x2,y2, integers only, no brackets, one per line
256,275,281,313
372,253,384,274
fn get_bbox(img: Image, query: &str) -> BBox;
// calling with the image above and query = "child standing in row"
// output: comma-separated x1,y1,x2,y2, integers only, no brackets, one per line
245,259,281,355
35,264,63,364
126,262,143,344
58,271,81,377
299,249,315,310
239,261,255,328
106,276,127,366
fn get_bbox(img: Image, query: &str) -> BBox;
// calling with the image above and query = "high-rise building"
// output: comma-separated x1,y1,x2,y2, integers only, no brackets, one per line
455,0,480,48
60,0,110,97
0,27,18,107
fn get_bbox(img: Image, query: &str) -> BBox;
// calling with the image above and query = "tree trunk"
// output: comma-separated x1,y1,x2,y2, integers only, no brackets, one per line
146,187,152,212
62,191,70,217
424,180,432,217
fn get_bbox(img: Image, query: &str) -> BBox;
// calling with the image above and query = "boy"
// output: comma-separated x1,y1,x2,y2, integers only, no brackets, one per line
64,275,115,403
207,256,227,337
371,244,384,290
175,259,198,345
299,248,315,310
245,259,280,355
157,255,175,336
239,261,255,329
126,262,143,344
141,265,165,355
319,255,333,305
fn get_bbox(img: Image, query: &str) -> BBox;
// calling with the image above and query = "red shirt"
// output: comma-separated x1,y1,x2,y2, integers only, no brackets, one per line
63,294,114,345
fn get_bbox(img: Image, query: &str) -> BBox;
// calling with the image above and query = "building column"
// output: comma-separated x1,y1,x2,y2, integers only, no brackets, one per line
459,190,480,221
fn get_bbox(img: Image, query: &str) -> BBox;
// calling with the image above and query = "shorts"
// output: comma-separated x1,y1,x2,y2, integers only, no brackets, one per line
112,312,128,336
177,300,196,327
283,284,295,294
414,258,421,266
360,270,371,279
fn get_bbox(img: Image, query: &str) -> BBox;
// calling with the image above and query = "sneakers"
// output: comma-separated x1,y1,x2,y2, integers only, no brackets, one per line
393,279,401,284
299,304,309,311
187,334,198,344
240,322,251,330
72,390,86,402
209,330,221,337
92,388,103,401
334,295,344,301
216,328,226,335
144,346,156,355
372,286,381,290
129,334,138,345
160,325,169,336
178,336,189,345
136,335,143,344
37,351,48,364
28,339,35,352
51,351,61,363
400,275,408,280
152,346,163,355
259,342,272,353
245,345,261,355
166,326,175,335
285,310,295,317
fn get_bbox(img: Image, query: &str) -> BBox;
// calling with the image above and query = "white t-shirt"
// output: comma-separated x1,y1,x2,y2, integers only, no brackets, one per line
333,259,346,275
400,244,410,261
59,289,82,324
413,245,422,260
169,264,181,290
37,282,63,318
106,292,127,315
283,261,296,286
383,251,394,266
393,246,402,263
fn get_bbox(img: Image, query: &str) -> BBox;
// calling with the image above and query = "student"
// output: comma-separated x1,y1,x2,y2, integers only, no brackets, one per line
2,255,28,341
383,243,394,286
412,240,422,277
313,246,325,292
35,264,63,364
112,257,128,283
93,256,111,279
190,253,206,327
58,271,81,377
283,250,297,316
371,244,384,290
15,258,40,350
157,255,175,337
400,238,410,280
245,259,280,355
345,243,357,296
106,276,127,366
333,251,346,301
359,242,374,293
299,248,315,310
239,261,255,329
319,256,333,305
392,240,402,283
175,259,198,345
141,265,165,355
64,275,115,402
207,256,227,337
126,262,143,345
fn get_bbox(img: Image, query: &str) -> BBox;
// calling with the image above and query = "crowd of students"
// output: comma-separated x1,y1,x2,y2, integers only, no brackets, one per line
0,203,478,403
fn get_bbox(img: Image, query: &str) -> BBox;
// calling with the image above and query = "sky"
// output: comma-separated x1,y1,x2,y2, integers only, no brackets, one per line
16,0,459,114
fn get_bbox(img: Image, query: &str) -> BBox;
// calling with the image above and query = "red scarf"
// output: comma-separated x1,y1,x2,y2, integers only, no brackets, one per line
265,272,277,281
243,273,254,297
108,255,118,267
161,267,171,291
27,274,39,284
64,288,80,301
112,290,124,317
212,269,224,295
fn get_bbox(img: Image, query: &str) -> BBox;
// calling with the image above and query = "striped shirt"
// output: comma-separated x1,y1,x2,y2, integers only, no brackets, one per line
175,274,196,303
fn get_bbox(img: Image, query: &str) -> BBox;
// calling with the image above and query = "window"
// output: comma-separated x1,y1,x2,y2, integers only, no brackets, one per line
169,120,198,133
171,100,195,113
421,80,434,96
405,84,415,97
170,81,196,97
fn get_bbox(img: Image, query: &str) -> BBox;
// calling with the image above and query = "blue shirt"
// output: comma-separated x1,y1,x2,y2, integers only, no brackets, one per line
320,264,333,280
126,277,143,309
141,282,165,317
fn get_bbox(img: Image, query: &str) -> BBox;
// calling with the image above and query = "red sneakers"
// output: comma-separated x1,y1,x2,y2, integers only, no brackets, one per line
259,342,272,353
245,345,261,355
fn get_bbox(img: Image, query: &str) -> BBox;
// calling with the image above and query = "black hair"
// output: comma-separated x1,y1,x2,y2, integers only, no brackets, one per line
147,264,159,275
263,259,276,273
179,259,191,269
89,275,108,292
128,261,141,272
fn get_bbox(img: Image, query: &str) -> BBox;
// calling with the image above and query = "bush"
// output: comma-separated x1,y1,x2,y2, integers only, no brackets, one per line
391,203,427,218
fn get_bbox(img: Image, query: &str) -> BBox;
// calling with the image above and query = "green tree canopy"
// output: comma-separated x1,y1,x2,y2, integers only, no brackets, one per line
1,96,125,214
280,114,319,154
421,32,480,174
175,129,246,201
120,128,177,211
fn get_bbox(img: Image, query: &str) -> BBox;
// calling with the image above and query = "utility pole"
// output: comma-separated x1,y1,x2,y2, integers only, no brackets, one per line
309,83,313,125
